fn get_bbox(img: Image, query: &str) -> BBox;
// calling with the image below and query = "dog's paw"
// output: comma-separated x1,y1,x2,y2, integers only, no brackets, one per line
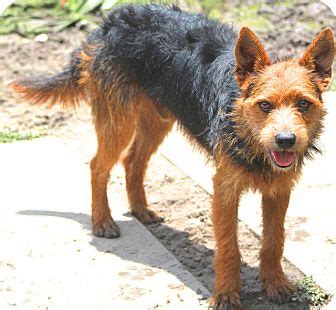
93,217,120,238
212,292,240,310
132,209,164,224
264,277,295,304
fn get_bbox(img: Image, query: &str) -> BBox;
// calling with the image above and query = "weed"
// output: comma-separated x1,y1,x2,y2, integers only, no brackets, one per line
0,130,44,143
297,276,332,307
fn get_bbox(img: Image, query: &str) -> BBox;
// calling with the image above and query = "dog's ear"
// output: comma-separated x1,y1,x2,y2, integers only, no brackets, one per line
234,27,271,87
299,27,334,92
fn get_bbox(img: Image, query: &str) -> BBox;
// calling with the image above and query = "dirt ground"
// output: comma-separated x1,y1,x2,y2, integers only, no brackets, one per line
0,1,335,309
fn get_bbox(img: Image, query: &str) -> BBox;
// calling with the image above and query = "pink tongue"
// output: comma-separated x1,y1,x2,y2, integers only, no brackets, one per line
271,151,295,167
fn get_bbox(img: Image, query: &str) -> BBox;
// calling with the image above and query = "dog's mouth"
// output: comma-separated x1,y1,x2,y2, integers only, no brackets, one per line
270,150,296,168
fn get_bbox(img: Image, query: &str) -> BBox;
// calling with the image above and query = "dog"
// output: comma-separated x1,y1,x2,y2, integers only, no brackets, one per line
12,4,334,308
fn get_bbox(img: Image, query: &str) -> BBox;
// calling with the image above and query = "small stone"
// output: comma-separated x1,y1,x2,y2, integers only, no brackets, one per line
35,34,48,43
326,236,336,244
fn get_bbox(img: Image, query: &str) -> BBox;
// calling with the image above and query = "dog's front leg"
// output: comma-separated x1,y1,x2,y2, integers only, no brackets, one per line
259,189,295,303
212,168,242,309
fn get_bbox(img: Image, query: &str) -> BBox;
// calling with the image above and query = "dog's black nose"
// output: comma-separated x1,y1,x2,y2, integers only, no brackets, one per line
275,132,296,149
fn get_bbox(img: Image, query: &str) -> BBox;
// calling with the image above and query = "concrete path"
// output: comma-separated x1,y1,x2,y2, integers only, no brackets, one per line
161,92,336,307
0,138,210,309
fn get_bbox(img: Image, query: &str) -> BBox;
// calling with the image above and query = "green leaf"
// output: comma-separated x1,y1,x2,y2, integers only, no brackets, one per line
78,0,103,15
101,0,118,11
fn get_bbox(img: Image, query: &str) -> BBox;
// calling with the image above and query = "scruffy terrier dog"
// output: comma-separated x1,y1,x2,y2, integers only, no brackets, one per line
12,4,334,309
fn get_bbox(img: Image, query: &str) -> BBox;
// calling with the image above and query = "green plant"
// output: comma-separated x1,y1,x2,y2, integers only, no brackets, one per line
0,130,44,143
297,276,332,307
0,0,182,36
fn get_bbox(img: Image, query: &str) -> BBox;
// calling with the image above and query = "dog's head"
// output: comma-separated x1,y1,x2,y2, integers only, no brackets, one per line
234,27,334,172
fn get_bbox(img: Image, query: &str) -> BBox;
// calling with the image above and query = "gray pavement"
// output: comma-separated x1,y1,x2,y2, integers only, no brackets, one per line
0,138,210,309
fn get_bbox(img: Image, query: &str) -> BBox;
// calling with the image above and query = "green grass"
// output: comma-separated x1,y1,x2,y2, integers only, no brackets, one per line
0,130,44,143
223,4,274,33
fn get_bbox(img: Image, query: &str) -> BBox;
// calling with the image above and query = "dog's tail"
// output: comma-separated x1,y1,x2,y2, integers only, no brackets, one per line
11,49,87,108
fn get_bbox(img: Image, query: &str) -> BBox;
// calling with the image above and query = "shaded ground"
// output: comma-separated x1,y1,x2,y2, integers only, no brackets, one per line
142,156,310,309
0,1,334,309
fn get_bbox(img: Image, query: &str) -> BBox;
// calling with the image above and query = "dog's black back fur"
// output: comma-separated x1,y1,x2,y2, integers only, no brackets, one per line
88,5,248,160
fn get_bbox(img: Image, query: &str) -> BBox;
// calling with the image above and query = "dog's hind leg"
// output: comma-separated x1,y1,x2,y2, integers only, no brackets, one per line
90,106,137,238
122,98,174,224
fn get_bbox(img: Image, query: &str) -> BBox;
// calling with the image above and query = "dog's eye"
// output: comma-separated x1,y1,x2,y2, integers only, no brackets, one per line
296,99,311,112
258,101,273,113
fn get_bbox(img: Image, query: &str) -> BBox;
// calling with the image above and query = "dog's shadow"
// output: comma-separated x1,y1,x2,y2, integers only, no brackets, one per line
18,210,309,309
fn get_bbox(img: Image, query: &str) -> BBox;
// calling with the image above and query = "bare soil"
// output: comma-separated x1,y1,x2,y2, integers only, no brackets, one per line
1,2,334,309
